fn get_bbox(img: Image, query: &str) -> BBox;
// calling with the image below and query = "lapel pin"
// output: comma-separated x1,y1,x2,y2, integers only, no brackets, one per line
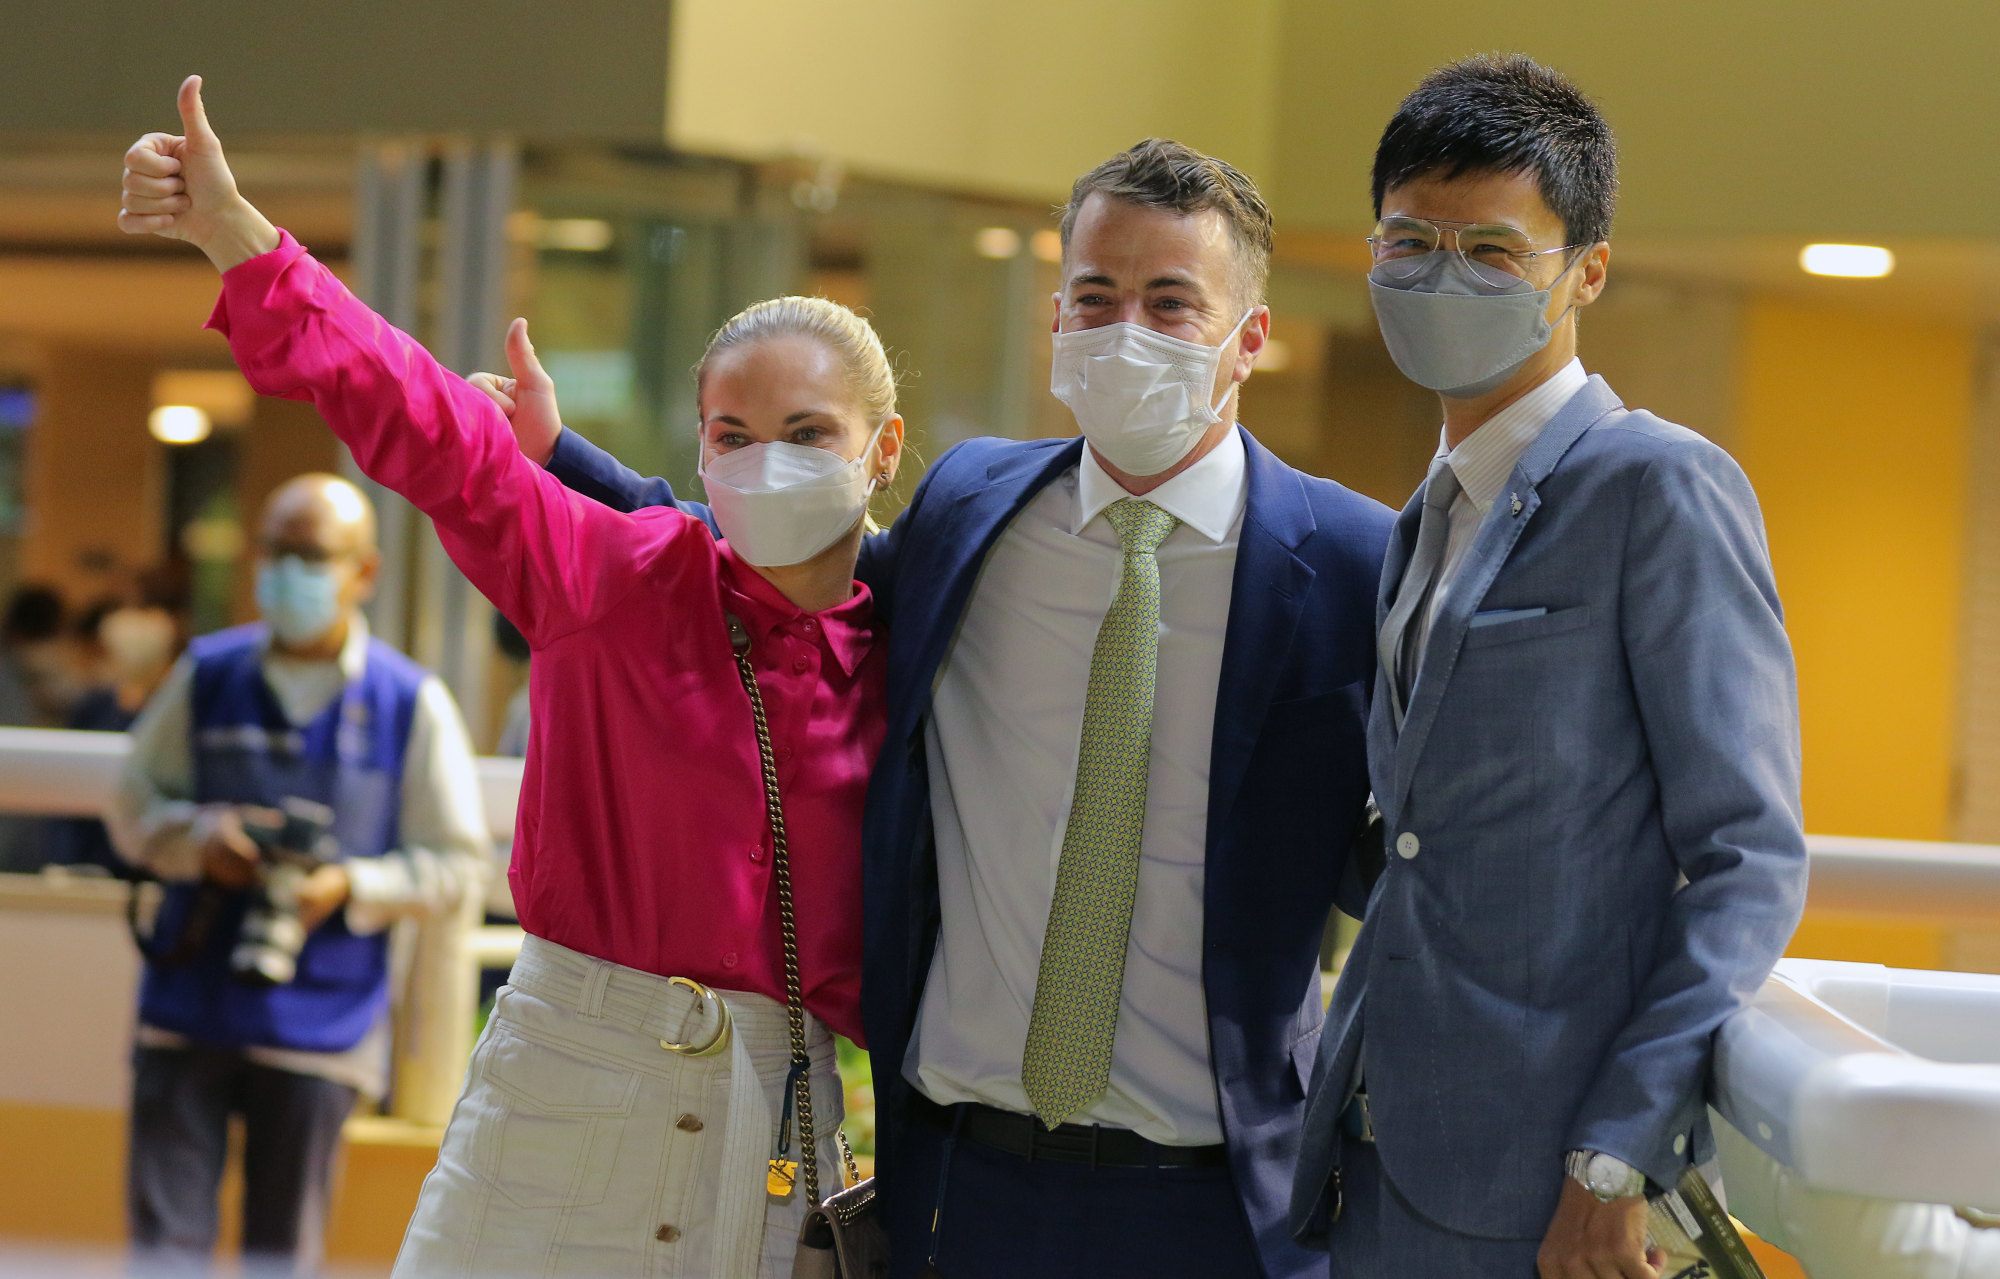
1509,494,1524,517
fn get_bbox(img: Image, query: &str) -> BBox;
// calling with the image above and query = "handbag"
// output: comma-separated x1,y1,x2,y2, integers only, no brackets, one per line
723,615,892,1279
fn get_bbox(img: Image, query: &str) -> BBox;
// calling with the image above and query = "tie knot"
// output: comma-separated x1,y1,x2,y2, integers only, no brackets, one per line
1103,499,1180,555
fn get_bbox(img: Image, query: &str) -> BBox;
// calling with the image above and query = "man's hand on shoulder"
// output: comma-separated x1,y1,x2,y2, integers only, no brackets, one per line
1538,1176,1663,1279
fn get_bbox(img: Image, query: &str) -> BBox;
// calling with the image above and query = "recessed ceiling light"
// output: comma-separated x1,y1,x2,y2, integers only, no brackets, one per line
538,218,616,252
1800,244,1894,278
148,405,211,445
973,227,1021,260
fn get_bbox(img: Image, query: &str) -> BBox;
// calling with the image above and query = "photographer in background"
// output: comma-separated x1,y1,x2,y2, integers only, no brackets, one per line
107,473,488,1276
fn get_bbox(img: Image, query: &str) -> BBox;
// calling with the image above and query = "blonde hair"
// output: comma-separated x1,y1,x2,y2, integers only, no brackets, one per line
696,295,898,425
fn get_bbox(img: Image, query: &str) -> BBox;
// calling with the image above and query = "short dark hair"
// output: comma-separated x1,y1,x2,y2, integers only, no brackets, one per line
1060,138,1275,306
1372,54,1617,247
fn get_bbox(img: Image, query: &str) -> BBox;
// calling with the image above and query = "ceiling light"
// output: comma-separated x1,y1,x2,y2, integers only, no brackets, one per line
1030,228,1063,264
538,218,616,252
974,227,1021,260
1800,244,1894,278
148,405,211,445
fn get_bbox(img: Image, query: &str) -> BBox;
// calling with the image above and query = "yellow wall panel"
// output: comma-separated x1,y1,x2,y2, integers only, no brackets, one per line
1733,303,1975,839
668,0,1279,200
1786,913,1949,971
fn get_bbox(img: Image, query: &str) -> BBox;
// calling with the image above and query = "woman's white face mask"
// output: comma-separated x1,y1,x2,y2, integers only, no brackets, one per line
698,420,887,568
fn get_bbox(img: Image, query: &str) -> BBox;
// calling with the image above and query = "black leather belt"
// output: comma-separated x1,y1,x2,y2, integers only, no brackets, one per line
910,1093,1230,1169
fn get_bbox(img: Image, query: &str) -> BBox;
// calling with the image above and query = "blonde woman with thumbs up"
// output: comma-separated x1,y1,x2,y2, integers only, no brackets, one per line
122,76,905,1278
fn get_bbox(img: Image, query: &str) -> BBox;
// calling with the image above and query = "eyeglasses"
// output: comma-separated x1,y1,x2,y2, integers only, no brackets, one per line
1367,216,1587,289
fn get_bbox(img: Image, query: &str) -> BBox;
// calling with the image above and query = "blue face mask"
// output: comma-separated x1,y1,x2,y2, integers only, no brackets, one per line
256,556,343,647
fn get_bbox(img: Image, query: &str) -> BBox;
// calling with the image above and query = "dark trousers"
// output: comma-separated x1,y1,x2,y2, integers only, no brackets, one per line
127,1045,357,1276
884,1103,1263,1279
1327,1142,1543,1278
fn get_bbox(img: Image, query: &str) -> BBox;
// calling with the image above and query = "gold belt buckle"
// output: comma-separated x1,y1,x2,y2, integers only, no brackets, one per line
658,976,732,1057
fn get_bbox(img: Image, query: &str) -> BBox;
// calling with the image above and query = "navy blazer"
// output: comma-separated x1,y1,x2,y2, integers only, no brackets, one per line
547,425,1394,1278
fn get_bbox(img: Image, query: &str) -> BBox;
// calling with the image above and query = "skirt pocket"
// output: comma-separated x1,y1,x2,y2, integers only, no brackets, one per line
474,1025,641,1211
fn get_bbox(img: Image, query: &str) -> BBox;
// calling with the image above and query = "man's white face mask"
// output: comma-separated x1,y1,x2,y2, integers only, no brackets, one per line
698,421,887,568
1049,309,1254,476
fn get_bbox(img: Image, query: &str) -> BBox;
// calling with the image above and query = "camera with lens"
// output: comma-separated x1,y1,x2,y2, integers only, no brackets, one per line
230,797,339,987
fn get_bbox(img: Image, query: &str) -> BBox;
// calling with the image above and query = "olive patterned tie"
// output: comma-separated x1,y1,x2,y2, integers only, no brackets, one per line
1021,498,1181,1129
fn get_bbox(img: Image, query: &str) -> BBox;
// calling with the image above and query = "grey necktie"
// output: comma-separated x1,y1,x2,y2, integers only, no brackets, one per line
1379,458,1462,727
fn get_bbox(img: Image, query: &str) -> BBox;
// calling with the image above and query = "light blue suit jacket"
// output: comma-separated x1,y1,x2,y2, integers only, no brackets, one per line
1291,376,1808,1244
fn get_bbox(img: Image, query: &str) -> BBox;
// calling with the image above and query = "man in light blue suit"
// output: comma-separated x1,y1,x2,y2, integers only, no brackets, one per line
1290,56,1809,1279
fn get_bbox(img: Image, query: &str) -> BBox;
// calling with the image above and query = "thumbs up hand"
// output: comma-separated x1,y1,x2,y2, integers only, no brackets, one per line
119,76,279,271
468,319,565,465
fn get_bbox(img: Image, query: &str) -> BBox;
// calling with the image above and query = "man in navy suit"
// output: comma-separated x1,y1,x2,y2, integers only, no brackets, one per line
1290,57,1808,1279
517,140,1393,1278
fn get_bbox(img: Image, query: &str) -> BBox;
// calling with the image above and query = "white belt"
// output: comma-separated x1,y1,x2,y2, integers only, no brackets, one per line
509,935,820,1279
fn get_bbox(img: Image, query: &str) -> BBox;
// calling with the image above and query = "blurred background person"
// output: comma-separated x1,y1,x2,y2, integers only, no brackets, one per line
106,473,488,1277
45,565,192,875
0,584,80,726
0,584,69,870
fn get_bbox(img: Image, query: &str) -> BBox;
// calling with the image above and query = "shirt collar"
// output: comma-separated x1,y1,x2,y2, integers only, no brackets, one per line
1435,358,1587,513
1076,426,1248,543
719,545,878,678
258,611,371,681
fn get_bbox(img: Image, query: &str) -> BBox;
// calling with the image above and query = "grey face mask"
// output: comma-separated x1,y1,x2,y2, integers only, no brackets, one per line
1368,249,1586,398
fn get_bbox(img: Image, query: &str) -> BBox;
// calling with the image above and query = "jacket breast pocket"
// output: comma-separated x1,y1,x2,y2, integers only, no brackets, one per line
1460,604,1591,651
473,1024,639,1211
1261,680,1364,737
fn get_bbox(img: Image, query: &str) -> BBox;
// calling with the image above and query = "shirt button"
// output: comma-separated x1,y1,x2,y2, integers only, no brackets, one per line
793,657,810,673
721,952,738,969
675,1114,704,1133
655,1224,682,1243
778,745,794,763
1396,832,1421,860
1673,1134,1687,1155
749,846,765,864
802,618,818,633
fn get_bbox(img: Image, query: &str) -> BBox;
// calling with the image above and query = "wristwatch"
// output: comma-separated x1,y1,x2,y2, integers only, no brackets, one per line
1565,1150,1646,1202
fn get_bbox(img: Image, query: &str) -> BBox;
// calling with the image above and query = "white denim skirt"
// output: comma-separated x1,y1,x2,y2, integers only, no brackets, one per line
393,935,845,1279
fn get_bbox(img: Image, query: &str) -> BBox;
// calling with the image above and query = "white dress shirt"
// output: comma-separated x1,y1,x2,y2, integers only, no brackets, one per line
108,614,490,1096
1417,358,1588,655
904,429,1246,1146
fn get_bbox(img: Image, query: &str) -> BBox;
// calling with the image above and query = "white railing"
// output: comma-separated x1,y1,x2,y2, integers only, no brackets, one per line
0,726,520,840
4,726,1996,919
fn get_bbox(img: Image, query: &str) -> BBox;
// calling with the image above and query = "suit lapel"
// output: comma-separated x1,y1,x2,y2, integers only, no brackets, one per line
1388,377,1624,813
1206,430,1316,854
896,437,1084,739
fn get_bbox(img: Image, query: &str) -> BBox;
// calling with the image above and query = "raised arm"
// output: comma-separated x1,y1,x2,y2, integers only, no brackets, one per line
121,78,701,647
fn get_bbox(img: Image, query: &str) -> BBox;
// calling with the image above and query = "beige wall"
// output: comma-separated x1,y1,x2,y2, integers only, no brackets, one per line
668,0,1280,200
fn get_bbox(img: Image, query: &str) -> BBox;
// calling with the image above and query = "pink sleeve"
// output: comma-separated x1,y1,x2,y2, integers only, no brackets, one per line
208,231,698,647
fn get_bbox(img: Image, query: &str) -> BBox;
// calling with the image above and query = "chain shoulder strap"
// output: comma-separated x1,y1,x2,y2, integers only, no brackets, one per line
727,613,825,1206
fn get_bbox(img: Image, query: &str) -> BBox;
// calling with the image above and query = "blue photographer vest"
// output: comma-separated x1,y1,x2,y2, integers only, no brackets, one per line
138,623,427,1054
